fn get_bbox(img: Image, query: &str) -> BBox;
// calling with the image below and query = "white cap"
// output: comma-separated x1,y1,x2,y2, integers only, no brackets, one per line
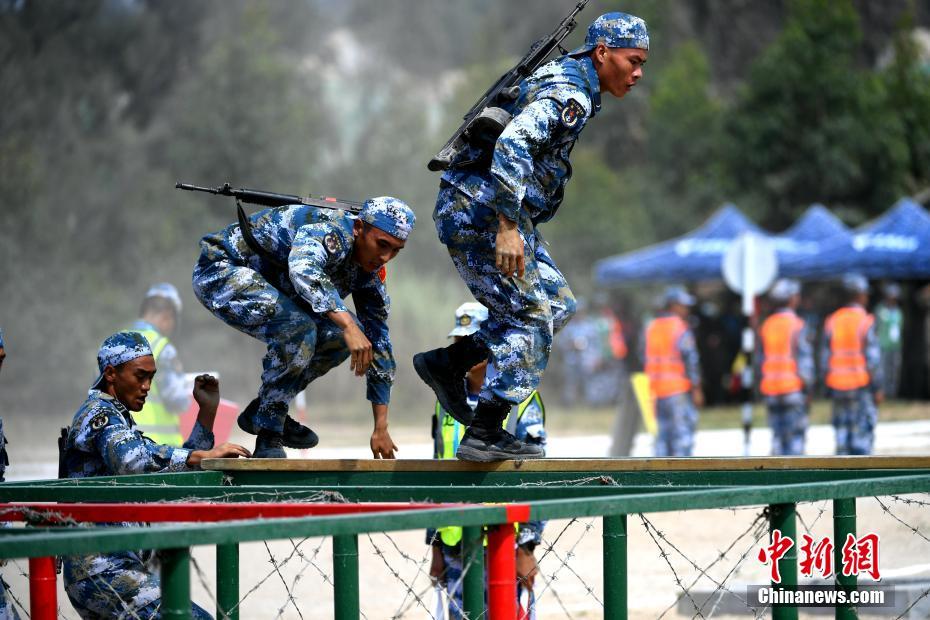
448,302,488,338
145,282,182,314
769,279,801,302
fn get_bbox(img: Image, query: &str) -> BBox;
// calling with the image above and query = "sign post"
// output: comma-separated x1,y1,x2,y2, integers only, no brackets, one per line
723,233,778,455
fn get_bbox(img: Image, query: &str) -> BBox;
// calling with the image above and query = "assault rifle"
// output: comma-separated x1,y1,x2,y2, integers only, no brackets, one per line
427,0,589,171
175,182,362,212
176,181,362,272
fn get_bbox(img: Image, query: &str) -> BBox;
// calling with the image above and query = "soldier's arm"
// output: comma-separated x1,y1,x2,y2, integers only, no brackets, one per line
679,330,702,387
89,410,191,476
352,277,394,405
288,224,350,314
865,321,883,393
490,94,589,222
795,323,816,390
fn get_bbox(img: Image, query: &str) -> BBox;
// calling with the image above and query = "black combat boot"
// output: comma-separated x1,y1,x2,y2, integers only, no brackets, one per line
456,398,545,462
253,429,287,459
237,399,319,449
413,335,488,425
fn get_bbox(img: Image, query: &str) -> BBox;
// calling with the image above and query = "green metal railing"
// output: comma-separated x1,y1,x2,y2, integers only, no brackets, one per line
1,456,929,619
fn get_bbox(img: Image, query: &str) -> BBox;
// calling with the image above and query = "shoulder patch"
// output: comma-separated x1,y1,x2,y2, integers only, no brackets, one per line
90,413,109,431
560,98,585,128
323,232,343,255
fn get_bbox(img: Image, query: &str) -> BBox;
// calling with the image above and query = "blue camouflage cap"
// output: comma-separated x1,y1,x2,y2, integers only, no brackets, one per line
91,331,153,389
359,197,416,241
569,12,649,56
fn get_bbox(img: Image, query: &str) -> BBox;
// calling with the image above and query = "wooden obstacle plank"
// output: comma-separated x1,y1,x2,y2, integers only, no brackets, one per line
202,455,930,473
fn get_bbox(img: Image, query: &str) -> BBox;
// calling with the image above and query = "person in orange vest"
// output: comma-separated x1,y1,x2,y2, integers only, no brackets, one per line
820,274,883,455
758,279,814,455
643,287,703,456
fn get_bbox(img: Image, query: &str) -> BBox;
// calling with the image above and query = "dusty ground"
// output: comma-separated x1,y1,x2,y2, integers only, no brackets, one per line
2,407,929,618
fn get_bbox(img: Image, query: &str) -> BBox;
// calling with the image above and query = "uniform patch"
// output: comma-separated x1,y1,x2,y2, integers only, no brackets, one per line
90,413,108,431
323,232,342,255
560,99,585,128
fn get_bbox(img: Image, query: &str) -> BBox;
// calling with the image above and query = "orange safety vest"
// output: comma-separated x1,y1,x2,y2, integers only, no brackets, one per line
825,306,874,391
644,316,691,398
759,310,805,396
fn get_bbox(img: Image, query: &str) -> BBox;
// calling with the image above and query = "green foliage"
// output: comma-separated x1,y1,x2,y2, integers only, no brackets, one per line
724,0,910,226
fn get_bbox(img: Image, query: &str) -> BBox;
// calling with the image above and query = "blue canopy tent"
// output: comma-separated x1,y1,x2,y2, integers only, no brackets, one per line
770,203,850,264
594,204,762,284
779,199,930,280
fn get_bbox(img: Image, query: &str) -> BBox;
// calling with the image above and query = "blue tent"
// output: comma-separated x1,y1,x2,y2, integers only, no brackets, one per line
771,204,850,263
594,204,762,284
779,199,930,280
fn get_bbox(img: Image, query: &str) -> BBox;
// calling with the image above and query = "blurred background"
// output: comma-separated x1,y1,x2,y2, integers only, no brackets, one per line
1,0,929,431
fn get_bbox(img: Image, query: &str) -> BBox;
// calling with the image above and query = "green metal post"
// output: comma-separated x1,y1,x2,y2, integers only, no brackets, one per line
333,534,360,620
833,498,857,620
160,547,192,620
770,503,798,620
216,543,239,620
462,525,485,619
603,514,628,620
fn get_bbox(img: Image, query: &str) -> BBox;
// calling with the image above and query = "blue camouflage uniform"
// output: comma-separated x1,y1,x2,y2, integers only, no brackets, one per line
434,54,600,406
641,310,702,457
429,392,546,619
434,12,647,408
820,304,883,455
60,332,213,619
192,198,413,433
758,309,815,456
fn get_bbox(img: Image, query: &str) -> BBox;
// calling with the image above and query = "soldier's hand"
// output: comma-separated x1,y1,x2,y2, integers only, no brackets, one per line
343,323,374,376
691,386,705,408
495,214,525,278
192,374,220,412
429,545,445,586
370,427,398,459
516,545,538,590
187,442,251,467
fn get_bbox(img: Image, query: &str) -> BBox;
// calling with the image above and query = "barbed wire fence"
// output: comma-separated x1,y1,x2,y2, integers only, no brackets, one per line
1,491,929,619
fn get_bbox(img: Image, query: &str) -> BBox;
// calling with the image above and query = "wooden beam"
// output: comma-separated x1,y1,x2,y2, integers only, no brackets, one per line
202,455,930,473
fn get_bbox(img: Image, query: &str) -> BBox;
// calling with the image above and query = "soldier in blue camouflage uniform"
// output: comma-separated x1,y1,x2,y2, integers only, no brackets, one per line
820,275,884,455
415,13,649,461
61,331,249,619
0,328,22,620
642,288,704,457
427,304,545,618
757,280,815,456
192,197,415,458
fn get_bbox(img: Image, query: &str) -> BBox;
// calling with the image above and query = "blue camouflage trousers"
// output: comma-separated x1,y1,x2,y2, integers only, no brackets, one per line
434,186,576,404
765,394,808,456
0,574,20,620
193,244,351,433
831,388,878,455
654,393,698,457
64,554,211,619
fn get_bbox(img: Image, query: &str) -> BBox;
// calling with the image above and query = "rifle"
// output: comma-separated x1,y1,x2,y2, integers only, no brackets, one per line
176,181,362,271
427,0,589,172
